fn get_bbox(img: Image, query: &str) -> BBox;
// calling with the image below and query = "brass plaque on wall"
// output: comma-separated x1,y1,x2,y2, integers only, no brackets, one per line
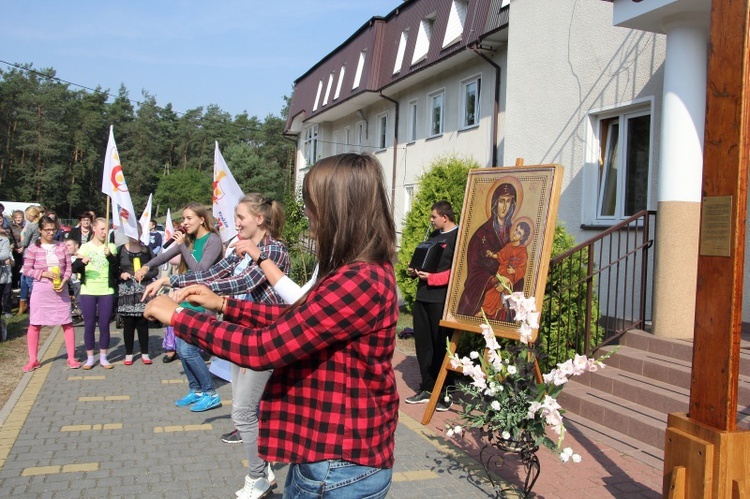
699,195,732,257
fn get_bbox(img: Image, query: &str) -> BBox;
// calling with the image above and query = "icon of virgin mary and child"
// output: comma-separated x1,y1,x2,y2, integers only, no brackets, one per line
456,180,533,322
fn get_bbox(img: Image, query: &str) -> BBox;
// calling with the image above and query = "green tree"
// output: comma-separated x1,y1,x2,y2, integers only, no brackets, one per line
154,168,211,209
395,155,476,312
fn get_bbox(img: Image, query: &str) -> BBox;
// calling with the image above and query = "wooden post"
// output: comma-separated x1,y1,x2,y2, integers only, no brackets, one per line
663,0,750,497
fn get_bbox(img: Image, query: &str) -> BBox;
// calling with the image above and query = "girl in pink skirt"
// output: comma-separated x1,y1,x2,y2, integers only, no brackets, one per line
22,216,80,372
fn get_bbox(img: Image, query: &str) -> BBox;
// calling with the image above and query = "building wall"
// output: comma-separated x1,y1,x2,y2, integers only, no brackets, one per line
503,0,666,245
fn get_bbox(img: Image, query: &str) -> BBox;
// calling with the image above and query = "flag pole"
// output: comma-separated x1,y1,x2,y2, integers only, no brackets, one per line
105,195,110,227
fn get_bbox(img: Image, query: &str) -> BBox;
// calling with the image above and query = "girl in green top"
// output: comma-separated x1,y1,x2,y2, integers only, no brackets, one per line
136,203,223,411
75,218,118,369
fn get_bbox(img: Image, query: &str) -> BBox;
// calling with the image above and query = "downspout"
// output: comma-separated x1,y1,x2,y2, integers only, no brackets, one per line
470,43,500,167
379,92,400,211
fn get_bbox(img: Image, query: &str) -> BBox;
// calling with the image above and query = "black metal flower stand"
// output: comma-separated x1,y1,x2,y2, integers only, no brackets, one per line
480,431,540,498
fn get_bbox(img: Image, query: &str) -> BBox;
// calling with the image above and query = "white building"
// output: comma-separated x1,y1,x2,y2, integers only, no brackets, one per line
285,0,728,339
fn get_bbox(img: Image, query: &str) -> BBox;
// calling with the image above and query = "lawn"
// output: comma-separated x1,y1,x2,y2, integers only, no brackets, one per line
0,315,52,410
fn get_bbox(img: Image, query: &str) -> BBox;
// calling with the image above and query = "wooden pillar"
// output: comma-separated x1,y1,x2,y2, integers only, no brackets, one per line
663,0,750,497
689,0,749,432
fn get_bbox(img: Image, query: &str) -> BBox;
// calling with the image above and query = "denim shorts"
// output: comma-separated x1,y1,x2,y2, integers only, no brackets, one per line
284,459,392,498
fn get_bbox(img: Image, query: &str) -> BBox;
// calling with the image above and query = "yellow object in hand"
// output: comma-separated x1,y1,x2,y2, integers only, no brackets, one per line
133,257,141,272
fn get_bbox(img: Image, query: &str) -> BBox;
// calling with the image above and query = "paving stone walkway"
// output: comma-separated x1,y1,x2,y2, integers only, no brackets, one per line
0,324,663,497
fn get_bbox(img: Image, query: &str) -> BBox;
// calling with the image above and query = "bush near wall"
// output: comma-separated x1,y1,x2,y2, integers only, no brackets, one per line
395,155,476,313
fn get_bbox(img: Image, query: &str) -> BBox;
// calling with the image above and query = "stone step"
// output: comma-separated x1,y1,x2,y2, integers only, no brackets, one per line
615,329,750,377
558,381,668,450
598,344,750,405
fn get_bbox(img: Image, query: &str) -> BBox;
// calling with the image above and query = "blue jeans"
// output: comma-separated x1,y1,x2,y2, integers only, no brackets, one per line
20,274,33,301
175,337,215,395
283,460,392,498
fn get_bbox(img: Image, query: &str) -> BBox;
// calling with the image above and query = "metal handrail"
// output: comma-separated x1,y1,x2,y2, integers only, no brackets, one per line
539,210,656,368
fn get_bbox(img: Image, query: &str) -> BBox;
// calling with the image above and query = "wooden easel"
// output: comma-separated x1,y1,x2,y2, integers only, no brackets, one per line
662,0,750,497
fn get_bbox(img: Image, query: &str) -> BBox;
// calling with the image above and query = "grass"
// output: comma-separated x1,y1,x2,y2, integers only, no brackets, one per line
0,314,53,410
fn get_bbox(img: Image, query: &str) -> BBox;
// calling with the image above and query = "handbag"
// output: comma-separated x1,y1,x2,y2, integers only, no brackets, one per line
409,240,444,273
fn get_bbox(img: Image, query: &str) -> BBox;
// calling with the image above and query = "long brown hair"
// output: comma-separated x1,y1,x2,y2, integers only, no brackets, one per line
178,203,217,274
302,153,396,279
236,194,285,240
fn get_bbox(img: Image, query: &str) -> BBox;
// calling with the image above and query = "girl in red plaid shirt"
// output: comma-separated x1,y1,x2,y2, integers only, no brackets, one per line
147,153,398,498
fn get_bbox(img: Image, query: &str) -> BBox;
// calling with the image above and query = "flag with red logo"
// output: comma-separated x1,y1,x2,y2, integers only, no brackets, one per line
164,208,174,241
138,193,153,246
101,126,138,239
212,141,244,242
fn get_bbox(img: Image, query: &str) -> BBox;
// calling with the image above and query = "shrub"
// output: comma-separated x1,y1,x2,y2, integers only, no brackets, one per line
395,155,476,313
281,190,314,284
537,224,602,370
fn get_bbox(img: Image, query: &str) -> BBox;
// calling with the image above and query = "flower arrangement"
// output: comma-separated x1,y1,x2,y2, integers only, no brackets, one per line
446,292,610,462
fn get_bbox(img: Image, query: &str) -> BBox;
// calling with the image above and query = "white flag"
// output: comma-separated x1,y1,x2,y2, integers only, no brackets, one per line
164,208,174,242
101,126,138,239
212,141,244,242
138,193,153,246
110,196,125,236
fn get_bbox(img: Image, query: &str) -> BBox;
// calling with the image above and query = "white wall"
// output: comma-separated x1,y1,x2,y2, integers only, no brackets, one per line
504,0,666,242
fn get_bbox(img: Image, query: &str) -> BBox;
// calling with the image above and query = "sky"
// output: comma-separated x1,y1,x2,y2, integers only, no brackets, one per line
0,1,405,119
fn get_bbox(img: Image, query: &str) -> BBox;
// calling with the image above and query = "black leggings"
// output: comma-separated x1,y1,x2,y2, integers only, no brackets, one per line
122,315,149,355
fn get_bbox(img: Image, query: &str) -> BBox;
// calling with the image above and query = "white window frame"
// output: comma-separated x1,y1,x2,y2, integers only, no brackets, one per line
412,15,435,65
428,90,445,137
442,0,468,48
356,121,365,152
344,126,351,152
460,75,481,129
353,51,366,89
332,131,339,155
323,73,334,106
377,113,388,150
302,125,319,167
313,80,323,112
405,185,415,214
407,99,418,143
587,102,653,224
394,29,409,74
334,65,345,100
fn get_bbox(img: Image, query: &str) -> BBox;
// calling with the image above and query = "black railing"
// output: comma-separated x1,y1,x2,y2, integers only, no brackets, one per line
539,210,656,367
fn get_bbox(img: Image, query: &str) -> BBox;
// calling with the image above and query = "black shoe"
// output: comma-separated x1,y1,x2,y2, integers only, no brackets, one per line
436,393,453,412
162,353,179,363
405,390,432,404
221,429,243,444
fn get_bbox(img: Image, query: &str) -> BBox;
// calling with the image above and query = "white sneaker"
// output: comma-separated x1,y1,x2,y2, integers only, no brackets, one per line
267,463,276,487
236,474,271,499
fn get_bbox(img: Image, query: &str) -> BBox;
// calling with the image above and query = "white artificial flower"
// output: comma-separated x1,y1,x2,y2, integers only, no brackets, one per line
561,447,573,457
491,400,501,411
501,431,511,440
453,425,463,436
470,351,480,359
507,365,518,375
572,454,581,463
559,451,570,463
446,428,454,438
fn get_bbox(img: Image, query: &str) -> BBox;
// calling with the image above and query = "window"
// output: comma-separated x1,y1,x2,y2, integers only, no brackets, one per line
412,16,435,65
429,91,444,137
596,109,651,220
394,30,408,74
313,80,323,112
377,113,388,149
353,51,366,89
303,125,319,166
323,73,334,106
405,185,415,213
443,0,468,48
461,77,481,128
344,126,351,151
407,99,418,142
332,131,339,155
357,121,365,152
334,65,345,100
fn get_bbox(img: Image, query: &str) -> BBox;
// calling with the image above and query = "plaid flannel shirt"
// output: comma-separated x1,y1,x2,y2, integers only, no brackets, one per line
173,261,399,468
171,236,289,304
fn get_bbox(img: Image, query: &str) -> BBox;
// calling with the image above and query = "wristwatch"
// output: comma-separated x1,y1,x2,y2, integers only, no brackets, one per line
255,250,269,266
